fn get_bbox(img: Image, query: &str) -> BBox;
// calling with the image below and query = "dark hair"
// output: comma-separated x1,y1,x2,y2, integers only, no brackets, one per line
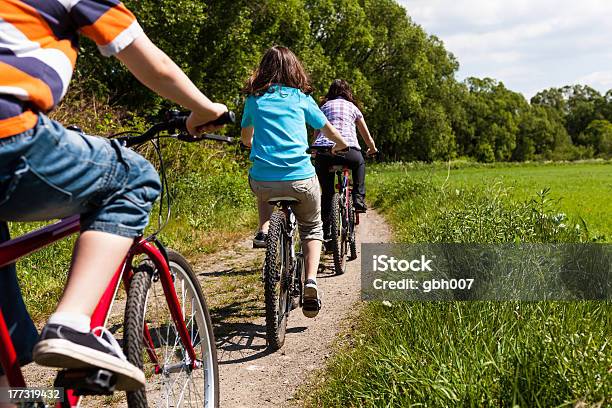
322,79,362,111
243,46,313,95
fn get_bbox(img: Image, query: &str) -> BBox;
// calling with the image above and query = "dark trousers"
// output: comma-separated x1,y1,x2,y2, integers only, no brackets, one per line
314,148,365,237
0,222,38,375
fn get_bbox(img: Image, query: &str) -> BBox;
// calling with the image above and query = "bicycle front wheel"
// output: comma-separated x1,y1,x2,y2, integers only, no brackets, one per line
124,249,219,408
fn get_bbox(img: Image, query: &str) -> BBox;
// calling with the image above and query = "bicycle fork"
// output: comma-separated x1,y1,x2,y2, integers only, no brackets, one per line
129,240,199,373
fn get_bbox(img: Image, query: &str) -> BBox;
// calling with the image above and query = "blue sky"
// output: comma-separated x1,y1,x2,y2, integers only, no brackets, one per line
397,0,612,99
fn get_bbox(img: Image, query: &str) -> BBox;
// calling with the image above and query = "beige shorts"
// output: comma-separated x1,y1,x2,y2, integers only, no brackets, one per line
249,176,324,241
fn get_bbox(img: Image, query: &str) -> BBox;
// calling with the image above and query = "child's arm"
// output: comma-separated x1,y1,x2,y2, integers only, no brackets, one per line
319,121,349,153
116,35,227,135
241,126,254,147
356,117,378,155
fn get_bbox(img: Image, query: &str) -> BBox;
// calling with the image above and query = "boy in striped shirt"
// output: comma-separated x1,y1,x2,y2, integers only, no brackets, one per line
0,0,227,390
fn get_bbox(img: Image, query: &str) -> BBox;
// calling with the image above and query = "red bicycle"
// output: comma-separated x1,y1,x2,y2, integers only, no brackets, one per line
0,111,234,408
309,145,357,275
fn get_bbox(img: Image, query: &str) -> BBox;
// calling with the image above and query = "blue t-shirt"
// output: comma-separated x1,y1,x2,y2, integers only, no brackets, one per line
241,85,327,181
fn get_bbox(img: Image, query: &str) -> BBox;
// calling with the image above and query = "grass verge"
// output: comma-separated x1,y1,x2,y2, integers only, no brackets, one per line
304,163,612,407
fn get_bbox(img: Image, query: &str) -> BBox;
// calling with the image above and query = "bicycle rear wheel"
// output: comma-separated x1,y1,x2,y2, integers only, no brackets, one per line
330,193,347,275
264,211,291,350
124,249,219,408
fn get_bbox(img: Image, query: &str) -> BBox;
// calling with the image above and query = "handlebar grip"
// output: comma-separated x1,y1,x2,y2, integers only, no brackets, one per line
193,111,236,134
169,116,188,132
204,111,236,127
365,151,381,160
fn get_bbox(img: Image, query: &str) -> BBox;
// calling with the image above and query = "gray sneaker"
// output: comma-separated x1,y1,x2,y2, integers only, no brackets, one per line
33,324,145,391
253,231,267,248
303,279,322,318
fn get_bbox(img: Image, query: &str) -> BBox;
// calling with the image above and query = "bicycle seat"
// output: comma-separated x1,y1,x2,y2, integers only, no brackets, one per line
268,196,300,206
329,165,346,172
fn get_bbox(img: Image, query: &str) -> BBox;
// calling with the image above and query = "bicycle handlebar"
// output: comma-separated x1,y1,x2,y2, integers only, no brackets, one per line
115,110,236,148
306,145,349,155
308,145,381,161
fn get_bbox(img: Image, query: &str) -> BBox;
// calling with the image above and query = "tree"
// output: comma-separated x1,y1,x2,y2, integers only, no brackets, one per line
578,119,612,157
461,78,528,162
514,106,570,161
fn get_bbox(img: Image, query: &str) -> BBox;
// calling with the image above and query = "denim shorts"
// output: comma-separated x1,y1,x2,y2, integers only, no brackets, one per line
0,114,161,373
0,114,161,236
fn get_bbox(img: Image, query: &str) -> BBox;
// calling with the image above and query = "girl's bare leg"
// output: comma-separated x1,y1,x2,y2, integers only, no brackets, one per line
303,239,322,281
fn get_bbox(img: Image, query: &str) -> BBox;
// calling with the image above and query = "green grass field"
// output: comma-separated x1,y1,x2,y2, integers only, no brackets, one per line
371,160,611,240
305,161,612,407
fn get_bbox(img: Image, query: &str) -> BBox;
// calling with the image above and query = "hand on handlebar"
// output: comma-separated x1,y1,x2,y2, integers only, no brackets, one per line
331,139,349,155
186,103,229,136
366,146,379,157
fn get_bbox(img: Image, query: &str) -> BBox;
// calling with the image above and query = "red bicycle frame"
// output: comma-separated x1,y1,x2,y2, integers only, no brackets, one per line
0,217,198,407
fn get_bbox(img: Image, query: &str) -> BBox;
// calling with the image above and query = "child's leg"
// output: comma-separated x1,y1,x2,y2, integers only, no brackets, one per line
289,177,323,317
249,177,274,234
0,223,38,378
345,149,366,207
314,156,336,239
303,239,322,281
256,195,274,234
286,176,324,274
55,231,133,316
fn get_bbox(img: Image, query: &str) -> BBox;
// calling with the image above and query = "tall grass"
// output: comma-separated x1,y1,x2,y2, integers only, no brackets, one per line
305,172,611,407
310,301,611,407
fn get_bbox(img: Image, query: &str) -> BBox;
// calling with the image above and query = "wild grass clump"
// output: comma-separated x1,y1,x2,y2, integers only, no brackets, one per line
372,177,590,243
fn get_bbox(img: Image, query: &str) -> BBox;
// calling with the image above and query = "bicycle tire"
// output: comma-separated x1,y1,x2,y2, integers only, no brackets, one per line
348,195,358,260
330,193,347,275
264,211,290,351
124,249,219,408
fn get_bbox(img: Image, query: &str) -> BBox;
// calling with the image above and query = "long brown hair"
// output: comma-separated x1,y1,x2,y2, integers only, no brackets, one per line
243,46,313,95
322,79,362,111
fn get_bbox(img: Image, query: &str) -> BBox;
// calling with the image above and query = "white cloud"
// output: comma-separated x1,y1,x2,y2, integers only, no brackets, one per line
577,71,612,92
398,0,612,97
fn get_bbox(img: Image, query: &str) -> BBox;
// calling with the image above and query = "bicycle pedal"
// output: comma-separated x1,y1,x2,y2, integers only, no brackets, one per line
54,368,117,396
290,296,300,311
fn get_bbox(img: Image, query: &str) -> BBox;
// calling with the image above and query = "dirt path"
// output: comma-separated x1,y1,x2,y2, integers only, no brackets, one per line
20,210,390,408
205,210,391,408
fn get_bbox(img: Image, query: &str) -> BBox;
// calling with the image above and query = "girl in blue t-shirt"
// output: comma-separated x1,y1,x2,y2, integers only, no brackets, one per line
241,46,348,317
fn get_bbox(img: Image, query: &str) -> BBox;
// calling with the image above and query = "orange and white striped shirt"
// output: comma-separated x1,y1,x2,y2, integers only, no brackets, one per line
0,0,143,138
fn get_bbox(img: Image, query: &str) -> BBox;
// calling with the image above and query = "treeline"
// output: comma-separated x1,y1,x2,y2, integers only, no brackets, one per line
456,80,612,162
72,0,612,162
